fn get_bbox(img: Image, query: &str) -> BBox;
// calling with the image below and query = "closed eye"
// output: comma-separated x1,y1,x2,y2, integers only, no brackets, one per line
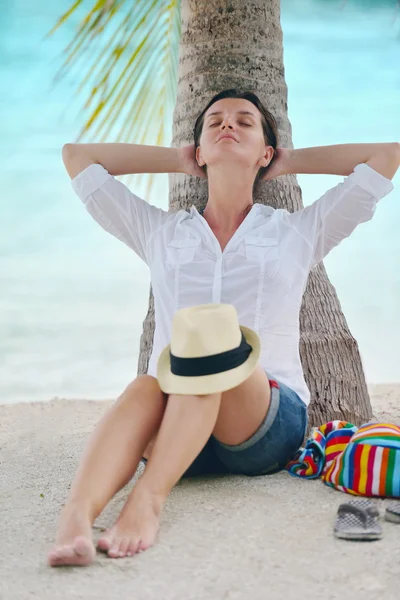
210,122,251,127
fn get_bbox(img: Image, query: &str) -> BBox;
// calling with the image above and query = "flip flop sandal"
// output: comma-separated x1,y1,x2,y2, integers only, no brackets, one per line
334,498,382,541
385,501,400,524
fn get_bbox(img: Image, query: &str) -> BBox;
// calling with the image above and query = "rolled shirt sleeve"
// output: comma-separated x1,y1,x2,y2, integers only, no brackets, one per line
287,163,394,269
71,163,171,264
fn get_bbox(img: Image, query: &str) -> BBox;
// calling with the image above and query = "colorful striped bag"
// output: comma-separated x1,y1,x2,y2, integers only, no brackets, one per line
285,421,400,498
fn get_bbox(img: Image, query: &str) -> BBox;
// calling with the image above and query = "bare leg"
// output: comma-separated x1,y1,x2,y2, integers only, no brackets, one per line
48,375,167,567
97,391,222,558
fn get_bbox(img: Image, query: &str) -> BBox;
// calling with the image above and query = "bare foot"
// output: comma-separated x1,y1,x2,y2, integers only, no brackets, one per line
48,502,96,567
97,486,163,558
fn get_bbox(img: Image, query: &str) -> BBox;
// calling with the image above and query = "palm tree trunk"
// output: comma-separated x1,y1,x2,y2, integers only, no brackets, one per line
138,0,373,428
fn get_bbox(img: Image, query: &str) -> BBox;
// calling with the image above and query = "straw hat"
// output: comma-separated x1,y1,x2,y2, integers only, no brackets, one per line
157,303,261,395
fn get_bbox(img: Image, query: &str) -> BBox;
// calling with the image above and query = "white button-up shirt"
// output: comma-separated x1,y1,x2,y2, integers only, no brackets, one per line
71,163,394,406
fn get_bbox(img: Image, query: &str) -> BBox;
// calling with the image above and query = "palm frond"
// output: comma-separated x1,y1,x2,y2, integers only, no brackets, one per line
47,0,181,197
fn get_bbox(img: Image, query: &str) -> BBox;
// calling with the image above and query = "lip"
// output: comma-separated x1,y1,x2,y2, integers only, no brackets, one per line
218,134,237,142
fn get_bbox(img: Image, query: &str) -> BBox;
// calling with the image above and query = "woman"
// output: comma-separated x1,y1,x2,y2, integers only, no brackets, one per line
48,89,398,567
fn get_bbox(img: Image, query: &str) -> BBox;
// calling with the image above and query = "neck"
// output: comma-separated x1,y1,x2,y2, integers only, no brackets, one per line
202,169,255,231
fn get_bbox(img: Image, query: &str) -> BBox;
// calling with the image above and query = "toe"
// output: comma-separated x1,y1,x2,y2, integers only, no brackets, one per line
137,541,147,552
48,547,64,566
74,536,95,560
108,537,123,558
48,539,95,567
116,537,131,557
138,529,157,551
49,545,74,562
97,531,114,553
126,538,140,557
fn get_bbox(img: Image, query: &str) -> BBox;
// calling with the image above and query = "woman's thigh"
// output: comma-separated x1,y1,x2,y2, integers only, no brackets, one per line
181,372,308,478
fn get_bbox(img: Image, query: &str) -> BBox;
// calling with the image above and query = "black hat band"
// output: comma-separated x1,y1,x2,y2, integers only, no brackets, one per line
170,331,252,377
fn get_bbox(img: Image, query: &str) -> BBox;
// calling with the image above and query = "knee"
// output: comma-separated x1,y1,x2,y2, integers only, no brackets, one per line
124,374,167,401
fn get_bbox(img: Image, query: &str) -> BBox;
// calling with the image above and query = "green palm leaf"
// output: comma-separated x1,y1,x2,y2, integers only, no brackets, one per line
47,0,181,197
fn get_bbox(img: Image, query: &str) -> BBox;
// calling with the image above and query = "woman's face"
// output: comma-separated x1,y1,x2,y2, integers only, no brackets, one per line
196,98,271,174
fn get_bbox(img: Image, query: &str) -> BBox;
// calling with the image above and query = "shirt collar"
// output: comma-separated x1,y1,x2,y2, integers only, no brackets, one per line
190,204,274,219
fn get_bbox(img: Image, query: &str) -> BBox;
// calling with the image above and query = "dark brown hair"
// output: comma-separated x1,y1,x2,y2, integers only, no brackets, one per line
193,88,279,192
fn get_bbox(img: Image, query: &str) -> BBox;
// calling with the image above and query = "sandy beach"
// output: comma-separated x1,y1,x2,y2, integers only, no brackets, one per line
1,383,399,600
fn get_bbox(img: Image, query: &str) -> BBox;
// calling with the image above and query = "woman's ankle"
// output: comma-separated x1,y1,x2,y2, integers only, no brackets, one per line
62,496,97,523
133,480,167,512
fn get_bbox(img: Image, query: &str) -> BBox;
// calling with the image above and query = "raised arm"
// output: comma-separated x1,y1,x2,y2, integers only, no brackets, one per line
64,143,185,263
281,145,396,270
62,143,184,179
274,142,400,181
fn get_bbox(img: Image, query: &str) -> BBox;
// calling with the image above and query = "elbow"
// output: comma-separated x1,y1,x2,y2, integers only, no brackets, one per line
61,143,94,180
387,142,400,178
386,142,400,165
392,142,400,161
62,143,78,164
366,143,400,180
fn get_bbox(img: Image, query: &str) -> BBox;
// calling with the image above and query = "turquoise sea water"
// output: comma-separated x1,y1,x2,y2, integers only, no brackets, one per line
1,0,399,404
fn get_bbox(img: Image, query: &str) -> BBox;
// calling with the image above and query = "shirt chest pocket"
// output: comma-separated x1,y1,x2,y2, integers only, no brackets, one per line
166,238,201,267
245,236,279,262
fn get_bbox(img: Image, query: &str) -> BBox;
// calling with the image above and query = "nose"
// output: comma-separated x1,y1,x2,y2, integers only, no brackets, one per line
220,119,235,130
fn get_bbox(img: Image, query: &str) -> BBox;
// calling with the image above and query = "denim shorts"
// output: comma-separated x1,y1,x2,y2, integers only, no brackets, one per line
141,372,308,478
